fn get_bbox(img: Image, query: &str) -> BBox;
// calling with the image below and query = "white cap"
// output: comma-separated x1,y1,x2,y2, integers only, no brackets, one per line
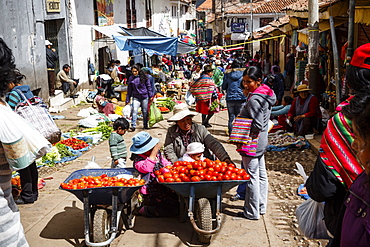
45,40,52,46
186,142,205,154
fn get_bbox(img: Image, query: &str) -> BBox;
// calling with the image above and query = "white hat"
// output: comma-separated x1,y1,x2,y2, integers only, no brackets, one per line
45,40,52,46
186,142,205,154
168,103,198,122
215,60,222,65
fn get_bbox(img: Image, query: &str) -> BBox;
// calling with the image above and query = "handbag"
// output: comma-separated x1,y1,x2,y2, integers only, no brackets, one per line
0,105,51,170
296,198,330,239
229,116,259,156
15,90,61,144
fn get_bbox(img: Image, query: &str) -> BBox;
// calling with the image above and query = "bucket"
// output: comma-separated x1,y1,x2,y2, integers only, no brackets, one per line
120,91,127,102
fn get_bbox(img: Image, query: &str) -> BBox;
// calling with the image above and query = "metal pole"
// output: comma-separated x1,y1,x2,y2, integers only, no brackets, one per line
250,0,253,56
347,0,356,64
308,0,320,98
330,16,341,105
177,0,180,37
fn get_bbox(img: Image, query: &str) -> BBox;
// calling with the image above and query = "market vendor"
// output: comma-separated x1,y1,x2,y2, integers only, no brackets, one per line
287,84,321,136
164,103,233,164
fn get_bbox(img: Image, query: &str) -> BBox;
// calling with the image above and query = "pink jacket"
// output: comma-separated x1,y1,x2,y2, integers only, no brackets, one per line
135,154,172,194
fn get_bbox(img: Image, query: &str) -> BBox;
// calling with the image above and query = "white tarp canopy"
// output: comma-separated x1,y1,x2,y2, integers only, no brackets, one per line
231,32,251,41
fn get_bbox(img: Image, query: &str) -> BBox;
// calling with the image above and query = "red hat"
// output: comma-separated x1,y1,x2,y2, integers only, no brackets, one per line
350,43,370,69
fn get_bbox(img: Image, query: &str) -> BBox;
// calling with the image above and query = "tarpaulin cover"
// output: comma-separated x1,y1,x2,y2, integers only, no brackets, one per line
120,27,197,54
113,35,178,56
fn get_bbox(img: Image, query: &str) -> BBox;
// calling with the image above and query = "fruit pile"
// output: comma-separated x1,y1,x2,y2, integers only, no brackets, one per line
155,159,250,183
58,138,89,150
60,174,145,189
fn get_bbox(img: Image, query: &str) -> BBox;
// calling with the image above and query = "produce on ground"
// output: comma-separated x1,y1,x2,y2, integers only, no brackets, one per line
37,146,61,166
156,97,176,111
158,106,170,113
155,159,250,183
58,138,89,150
54,143,74,158
60,174,145,189
82,122,113,140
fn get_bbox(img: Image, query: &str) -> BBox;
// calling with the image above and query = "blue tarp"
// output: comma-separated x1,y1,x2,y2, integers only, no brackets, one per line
113,36,178,56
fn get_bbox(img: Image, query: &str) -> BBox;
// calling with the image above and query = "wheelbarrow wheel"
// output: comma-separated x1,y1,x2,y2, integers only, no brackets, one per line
195,198,212,244
93,209,111,246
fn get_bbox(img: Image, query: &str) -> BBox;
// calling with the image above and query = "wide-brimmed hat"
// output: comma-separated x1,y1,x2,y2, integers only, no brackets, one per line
296,84,311,92
203,65,213,72
186,142,205,154
350,43,370,70
168,103,198,122
45,40,52,46
130,131,159,154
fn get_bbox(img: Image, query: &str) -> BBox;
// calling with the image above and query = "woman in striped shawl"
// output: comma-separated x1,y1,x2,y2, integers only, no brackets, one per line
306,43,370,244
0,38,29,246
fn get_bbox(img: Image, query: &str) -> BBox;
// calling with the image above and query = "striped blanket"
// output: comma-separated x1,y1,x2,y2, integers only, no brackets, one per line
320,97,364,188
189,75,214,102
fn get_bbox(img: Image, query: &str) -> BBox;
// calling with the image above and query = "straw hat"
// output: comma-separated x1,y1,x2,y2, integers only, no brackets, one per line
168,103,198,122
130,131,159,154
296,84,311,92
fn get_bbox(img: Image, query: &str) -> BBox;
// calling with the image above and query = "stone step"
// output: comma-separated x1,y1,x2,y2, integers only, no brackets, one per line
49,90,65,106
49,97,74,113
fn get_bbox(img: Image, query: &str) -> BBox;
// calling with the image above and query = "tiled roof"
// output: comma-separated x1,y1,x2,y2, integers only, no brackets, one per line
270,15,290,27
253,0,300,14
226,0,266,14
283,0,341,12
197,0,212,11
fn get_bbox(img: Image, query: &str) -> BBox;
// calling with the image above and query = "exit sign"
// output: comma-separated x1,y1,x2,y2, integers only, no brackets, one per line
46,0,60,13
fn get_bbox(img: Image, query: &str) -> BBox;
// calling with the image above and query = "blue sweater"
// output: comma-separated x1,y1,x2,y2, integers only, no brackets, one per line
6,85,34,110
222,68,246,101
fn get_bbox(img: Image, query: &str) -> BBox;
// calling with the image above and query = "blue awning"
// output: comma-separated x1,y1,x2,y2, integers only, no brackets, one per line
113,35,178,56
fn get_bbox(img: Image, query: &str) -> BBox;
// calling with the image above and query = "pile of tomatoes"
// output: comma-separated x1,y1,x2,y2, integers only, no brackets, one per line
58,138,89,150
60,174,145,190
155,159,250,183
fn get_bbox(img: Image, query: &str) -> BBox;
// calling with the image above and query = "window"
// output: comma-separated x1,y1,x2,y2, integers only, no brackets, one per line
145,0,152,27
126,0,137,28
260,18,273,27
237,18,247,24
126,0,131,28
172,6,177,17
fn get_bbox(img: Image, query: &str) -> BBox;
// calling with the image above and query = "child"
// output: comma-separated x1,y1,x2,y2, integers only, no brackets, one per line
130,131,178,217
109,117,129,168
180,142,205,162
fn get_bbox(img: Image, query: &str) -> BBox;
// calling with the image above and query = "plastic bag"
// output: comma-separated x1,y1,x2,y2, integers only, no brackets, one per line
296,199,330,239
0,105,51,170
122,104,132,119
148,101,163,128
185,90,195,106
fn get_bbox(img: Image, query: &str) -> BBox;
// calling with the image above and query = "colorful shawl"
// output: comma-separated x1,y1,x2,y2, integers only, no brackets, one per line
320,96,364,188
189,75,215,102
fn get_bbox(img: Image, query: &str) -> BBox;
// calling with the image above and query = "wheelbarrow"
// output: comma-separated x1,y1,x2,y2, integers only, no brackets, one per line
160,179,248,243
60,168,148,247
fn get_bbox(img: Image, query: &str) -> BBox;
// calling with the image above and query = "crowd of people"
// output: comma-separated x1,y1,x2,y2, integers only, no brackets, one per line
1,32,370,246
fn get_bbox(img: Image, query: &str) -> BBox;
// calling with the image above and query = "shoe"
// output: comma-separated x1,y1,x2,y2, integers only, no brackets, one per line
70,95,78,98
230,194,241,201
206,123,212,127
129,127,136,132
14,198,33,205
237,211,259,220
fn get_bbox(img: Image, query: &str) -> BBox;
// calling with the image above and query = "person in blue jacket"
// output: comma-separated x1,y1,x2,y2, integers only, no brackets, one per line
6,82,39,204
222,60,246,135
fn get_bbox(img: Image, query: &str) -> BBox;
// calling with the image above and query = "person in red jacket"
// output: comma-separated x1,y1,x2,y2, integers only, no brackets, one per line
287,84,321,136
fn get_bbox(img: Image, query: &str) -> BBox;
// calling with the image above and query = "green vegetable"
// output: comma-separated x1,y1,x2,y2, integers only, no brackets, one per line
36,146,61,167
55,143,74,158
210,100,220,112
82,122,113,140
156,97,176,111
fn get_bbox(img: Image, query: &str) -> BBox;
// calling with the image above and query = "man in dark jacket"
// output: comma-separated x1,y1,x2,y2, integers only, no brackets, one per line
284,53,295,91
45,40,58,96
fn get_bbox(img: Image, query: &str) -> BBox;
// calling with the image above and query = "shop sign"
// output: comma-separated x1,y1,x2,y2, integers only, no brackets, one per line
231,23,245,33
46,0,60,13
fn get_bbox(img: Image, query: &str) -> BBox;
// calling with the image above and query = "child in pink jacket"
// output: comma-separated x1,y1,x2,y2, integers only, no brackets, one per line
130,131,178,217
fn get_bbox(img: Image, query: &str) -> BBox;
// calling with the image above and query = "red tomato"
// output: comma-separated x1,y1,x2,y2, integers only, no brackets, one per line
157,175,165,182
222,174,230,180
214,165,221,172
181,176,190,182
211,176,218,181
193,162,201,169
175,178,182,182
233,168,240,173
225,170,232,176
230,173,237,180
179,167,187,173
199,174,205,180
236,175,243,180
220,166,227,173
163,173,173,179
217,175,223,181
243,174,251,180
165,178,175,182
154,170,161,176
173,161,182,167
191,176,201,182
204,175,212,181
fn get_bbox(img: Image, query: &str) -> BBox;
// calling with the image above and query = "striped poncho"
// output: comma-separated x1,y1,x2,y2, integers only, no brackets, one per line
319,96,364,188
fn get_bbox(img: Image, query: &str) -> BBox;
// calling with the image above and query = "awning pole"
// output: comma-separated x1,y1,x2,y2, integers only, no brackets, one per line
330,16,341,105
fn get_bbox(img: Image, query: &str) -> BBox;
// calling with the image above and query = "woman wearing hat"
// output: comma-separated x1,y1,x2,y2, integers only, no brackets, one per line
95,88,115,116
306,43,370,244
164,103,233,164
287,84,321,136
130,131,178,217
126,65,153,131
